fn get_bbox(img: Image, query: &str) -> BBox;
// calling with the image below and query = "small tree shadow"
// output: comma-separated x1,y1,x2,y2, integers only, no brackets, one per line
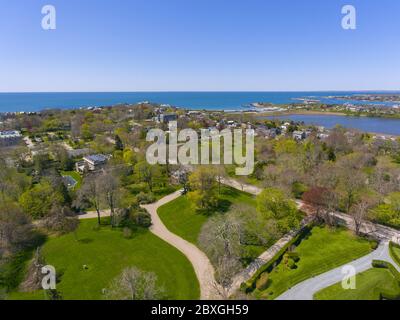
77,238,93,244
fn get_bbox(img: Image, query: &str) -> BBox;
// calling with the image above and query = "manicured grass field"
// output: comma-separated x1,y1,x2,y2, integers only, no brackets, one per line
254,226,374,300
61,171,82,190
314,267,400,300
391,245,400,267
8,219,199,300
158,186,257,245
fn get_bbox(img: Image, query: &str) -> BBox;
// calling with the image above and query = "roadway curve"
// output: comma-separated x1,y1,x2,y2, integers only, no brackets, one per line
141,191,221,300
276,241,400,300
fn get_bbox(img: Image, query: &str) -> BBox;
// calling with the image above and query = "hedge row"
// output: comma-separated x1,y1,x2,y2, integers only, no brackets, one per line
389,242,400,267
371,259,400,300
240,224,313,293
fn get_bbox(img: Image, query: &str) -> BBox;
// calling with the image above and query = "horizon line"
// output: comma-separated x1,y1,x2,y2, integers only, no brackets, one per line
1,89,400,94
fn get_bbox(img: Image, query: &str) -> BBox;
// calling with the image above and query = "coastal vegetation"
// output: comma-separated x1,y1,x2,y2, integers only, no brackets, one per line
1,101,400,300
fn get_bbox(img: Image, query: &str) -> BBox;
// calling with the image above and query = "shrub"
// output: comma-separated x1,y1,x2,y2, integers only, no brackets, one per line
122,227,132,239
287,251,300,262
136,192,156,204
287,258,297,270
256,273,270,291
292,182,308,199
128,183,149,194
389,242,400,267
240,224,312,293
129,208,152,228
370,241,379,250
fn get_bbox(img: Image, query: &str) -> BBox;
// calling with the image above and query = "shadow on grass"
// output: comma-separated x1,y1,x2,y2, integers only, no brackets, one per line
77,238,93,244
194,199,234,217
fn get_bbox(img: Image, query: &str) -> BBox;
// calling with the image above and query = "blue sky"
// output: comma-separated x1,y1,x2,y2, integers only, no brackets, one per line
0,0,399,92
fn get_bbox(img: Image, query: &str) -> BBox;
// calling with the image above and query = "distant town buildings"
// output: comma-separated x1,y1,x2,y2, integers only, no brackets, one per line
0,130,22,147
293,130,306,141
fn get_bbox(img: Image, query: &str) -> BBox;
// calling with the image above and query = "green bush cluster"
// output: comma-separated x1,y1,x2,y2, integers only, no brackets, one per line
389,242,400,267
240,224,312,294
255,272,270,291
136,192,156,204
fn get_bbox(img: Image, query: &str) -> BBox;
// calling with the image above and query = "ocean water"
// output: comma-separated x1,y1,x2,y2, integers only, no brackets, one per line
0,91,399,113
266,114,400,136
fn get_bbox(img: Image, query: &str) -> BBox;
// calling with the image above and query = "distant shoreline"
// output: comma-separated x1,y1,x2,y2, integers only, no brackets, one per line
255,110,349,117
1,91,400,113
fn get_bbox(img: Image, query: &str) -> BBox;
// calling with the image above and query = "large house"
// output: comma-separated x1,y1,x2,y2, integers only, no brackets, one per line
157,113,178,124
75,154,108,173
293,130,306,141
0,130,22,147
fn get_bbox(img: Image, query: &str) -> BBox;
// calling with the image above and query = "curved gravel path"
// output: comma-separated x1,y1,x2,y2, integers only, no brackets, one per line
79,192,220,300
141,190,221,300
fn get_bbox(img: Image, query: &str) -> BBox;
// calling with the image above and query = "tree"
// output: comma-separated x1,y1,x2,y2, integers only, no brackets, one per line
338,167,366,213
19,181,64,219
274,138,298,156
75,174,102,225
43,205,79,235
325,126,352,155
301,187,338,224
176,167,189,194
256,188,300,233
99,171,120,227
214,165,227,195
198,214,242,298
0,203,34,257
350,197,376,235
33,152,51,175
135,161,160,192
188,166,218,211
115,135,124,151
105,267,163,300
81,123,93,140
370,192,400,228
51,145,73,171
128,206,152,228
123,148,136,165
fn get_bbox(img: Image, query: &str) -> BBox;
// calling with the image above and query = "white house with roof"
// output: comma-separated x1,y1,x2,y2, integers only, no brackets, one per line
293,130,306,141
75,154,108,173
0,130,22,147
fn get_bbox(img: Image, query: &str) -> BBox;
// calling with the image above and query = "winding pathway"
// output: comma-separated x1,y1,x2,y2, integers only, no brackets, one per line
141,191,221,300
78,192,221,300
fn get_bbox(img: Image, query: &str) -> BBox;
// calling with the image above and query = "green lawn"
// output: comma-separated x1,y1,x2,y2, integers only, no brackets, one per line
314,267,400,300
254,226,374,300
61,171,82,190
158,186,257,245
8,219,199,300
390,245,400,267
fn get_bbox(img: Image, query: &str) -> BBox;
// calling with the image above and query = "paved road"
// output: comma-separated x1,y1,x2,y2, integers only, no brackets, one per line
78,209,110,220
277,241,400,300
78,177,400,300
